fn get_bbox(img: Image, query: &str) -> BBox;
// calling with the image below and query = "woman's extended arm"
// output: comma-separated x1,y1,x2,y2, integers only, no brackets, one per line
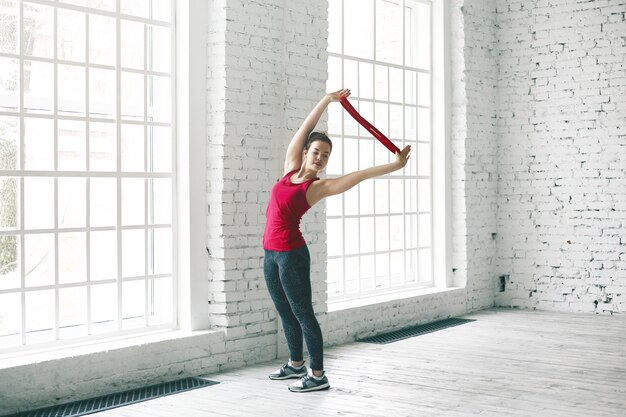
306,145,411,206
284,89,350,175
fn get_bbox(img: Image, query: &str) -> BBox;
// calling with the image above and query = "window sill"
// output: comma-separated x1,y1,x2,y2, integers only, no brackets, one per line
327,286,465,313
0,329,222,370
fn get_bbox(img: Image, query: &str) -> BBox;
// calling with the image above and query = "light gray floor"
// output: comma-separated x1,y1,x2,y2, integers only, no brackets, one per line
91,308,626,417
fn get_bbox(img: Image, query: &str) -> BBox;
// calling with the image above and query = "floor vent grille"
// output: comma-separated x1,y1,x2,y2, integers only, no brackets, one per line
15,377,219,417
358,318,475,344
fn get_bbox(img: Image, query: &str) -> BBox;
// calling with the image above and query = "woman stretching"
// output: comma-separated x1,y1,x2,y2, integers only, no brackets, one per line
263,88,411,392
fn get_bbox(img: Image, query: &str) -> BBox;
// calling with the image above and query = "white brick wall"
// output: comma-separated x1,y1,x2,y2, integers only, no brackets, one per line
496,0,626,313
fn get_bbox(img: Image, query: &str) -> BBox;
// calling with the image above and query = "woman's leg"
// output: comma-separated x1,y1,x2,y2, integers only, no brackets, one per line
275,245,324,372
263,250,304,363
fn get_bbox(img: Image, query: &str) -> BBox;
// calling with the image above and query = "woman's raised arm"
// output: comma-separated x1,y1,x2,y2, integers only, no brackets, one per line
284,89,350,175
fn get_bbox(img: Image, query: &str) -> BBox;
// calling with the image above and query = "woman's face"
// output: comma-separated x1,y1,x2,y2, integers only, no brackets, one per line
304,141,331,172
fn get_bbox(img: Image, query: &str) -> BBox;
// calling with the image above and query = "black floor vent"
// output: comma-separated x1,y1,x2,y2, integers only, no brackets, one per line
358,318,475,344
14,377,219,417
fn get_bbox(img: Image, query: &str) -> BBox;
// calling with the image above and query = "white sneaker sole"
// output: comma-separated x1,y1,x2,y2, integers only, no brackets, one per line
288,382,330,392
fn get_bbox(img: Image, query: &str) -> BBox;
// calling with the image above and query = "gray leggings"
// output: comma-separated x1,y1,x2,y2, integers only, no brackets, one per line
263,245,324,371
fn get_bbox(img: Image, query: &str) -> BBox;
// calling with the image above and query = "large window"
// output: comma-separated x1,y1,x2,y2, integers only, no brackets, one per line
0,0,175,351
326,0,436,300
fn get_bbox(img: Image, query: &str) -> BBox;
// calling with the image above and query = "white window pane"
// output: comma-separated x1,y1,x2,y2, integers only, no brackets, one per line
345,256,359,294
0,234,19,291
121,20,144,70
345,218,359,255
151,0,171,22
343,138,358,174
24,60,53,114
25,289,55,343
389,67,402,103
405,106,417,141
24,177,54,229
375,216,389,251
89,121,116,171
23,3,53,59
89,15,116,66
344,186,358,216
24,233,54,287
390,104,403,139
90,230,117,281
360,255,375,291
0,1,18,54
358,137,373,170
150,228,171,275
121,72,144,120
90,177,116,227
389,179,403,214
58,232,87,284
359,217,374,253
150,178,171,224
58,177,86,228
375,0,402,65
344,0,373,59
0,58,19,111
405,179,417,213
24,117,53,170
375,253,389,289
405,70,416,105
418,72,430,107
328,104,341,137
390,251,403,286
122,0,171,21
418,108,430,142
122,124,144,172
327,258,343,297
122,280,144,328
374,65,388,101
405,214,417,248
327,0,341,54
0,177,18,228
148,277,172,325
148,75,171,123
374,179,388,214
58,64,86,116
57,8,86,62
90,283,116,334
413,2,431,70
374,103,388,141
389,216,404,250
359,180,374,215
343,59,358,100
406,249,418,283
419,213,431,248
89,68,116,118
0,293,21,347
417,142,430,177
327,56,342,95
419,248,432,283
359,62,374,100
58,120,86,171
418,179,430,212
122,229,145,277
0,117,19,170
326,218,342,257
59,286,87,339
149,126,172,173
122,178,145,226
148,24,171,73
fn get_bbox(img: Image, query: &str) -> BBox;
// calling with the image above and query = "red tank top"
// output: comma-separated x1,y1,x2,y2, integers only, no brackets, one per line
263,170,318,251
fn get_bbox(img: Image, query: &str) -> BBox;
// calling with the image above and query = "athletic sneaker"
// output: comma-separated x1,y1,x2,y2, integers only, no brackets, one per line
288,369,330,392
268,361,307,380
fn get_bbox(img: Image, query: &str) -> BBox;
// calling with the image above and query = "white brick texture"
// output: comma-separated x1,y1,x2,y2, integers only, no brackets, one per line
496,0,626,314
